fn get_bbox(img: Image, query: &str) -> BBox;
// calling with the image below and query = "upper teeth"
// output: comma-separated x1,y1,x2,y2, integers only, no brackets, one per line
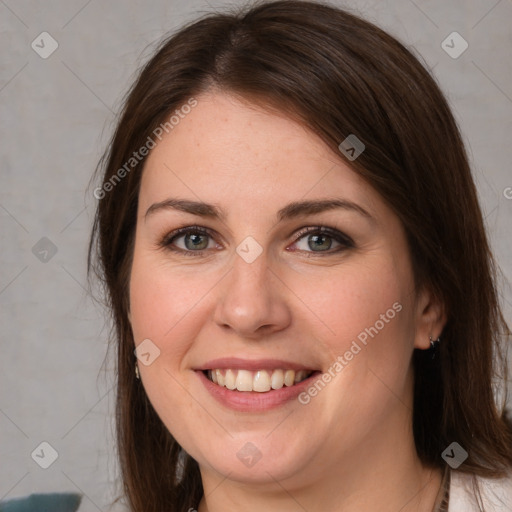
207,369,312,392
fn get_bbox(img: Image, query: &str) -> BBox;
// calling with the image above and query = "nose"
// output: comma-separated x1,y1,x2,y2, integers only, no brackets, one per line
212,248,292,339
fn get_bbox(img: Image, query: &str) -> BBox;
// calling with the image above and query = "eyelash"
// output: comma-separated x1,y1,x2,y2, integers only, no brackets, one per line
158,225,354,258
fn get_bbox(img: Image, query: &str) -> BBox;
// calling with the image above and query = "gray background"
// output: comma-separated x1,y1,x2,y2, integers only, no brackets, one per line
1,0,511,510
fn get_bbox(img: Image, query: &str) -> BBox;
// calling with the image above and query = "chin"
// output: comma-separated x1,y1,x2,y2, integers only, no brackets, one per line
188,431,318,486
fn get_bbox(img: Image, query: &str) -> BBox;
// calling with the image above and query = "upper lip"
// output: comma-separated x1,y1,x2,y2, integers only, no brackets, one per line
194,357,318,372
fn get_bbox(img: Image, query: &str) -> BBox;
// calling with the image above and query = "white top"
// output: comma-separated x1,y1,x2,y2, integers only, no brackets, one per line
449,469,512,511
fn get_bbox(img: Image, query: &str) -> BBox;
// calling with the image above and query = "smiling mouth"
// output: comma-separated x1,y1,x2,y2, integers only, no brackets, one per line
203,368,315,393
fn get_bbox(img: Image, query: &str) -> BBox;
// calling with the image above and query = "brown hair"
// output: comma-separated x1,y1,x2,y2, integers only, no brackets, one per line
88,1,512,511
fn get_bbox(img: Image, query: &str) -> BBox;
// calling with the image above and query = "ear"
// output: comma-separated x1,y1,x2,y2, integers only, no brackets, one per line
413,286,447,350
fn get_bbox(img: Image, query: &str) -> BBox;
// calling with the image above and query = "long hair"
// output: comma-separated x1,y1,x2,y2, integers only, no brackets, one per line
87,2,512,511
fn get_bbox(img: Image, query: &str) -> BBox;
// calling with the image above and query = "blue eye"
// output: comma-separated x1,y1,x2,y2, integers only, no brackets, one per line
290,226,354,255
161,226,216,255
159,225,354,257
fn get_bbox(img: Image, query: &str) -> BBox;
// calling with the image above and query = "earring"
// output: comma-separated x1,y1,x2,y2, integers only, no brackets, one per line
429,335,441,360
135,361,140,379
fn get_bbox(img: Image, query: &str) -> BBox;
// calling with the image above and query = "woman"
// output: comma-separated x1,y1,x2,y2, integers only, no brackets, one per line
88,1,512,511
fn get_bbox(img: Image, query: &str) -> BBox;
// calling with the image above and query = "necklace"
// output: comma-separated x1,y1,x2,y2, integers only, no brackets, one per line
431,465,451,512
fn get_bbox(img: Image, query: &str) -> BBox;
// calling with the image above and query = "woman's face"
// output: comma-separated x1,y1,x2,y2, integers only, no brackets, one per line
129,91,440,485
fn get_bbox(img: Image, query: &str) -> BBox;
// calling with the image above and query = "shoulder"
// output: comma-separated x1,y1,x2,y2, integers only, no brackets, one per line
0,493,83,512
449,469,512,512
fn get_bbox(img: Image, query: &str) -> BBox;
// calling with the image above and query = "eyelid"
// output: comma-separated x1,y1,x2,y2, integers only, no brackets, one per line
159,224,354,256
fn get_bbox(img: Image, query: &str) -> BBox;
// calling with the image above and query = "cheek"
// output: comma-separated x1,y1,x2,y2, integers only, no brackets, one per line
128,247,224,370
292,258,413,354
294,258,416,416
130,267,195,340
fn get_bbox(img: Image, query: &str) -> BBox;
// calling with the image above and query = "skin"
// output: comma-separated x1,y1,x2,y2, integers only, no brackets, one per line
128,91,447,512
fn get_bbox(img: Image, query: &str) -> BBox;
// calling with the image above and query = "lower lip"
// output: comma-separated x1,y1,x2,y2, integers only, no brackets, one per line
196,370,320,412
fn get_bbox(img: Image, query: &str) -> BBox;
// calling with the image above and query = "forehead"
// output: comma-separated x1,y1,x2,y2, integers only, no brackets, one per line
139,92,380,219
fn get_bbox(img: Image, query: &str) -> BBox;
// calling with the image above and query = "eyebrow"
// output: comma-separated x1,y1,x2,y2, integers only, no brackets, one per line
144,198,373,223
